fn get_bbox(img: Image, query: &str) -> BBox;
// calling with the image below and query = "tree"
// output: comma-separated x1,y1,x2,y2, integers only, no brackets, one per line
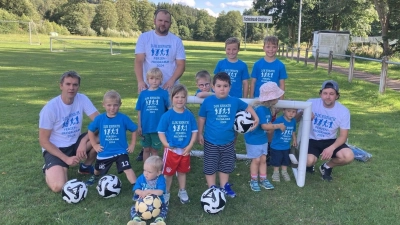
0,0,40,20
58,0,95,34
132,0,155,32
115,0,133,32
91,0,118,33
193,10,215,41
214,11,243,42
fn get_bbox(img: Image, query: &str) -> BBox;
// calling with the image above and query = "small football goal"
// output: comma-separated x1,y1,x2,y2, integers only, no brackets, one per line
0,20,40,45
50,37,121,55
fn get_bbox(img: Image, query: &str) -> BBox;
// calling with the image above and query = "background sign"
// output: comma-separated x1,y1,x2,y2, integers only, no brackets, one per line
242,16,272,24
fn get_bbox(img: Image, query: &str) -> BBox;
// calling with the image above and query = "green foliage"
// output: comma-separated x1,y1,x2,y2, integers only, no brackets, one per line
115,0,133,32
91,0,118,33
58,1,96,34
214,11,243,42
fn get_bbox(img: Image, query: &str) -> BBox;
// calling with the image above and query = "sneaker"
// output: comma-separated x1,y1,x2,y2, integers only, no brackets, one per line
306,165,315,174
249,180,261,192
178,189,190,204
136,148,144,161
78,163,94,175
281,170,291,181
272,171,280,182
319,163,333,181
259,179,274,190
150,217,166,225
164,192,170,206
127,217,145,225
85,175,99,186
42,164,46,174
221,182,236,198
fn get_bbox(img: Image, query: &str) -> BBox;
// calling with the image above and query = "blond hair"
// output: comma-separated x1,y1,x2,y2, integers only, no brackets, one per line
146,67,163,82
225,37,240,49
195,70,211,82
145,156,163,172
103,90,121,104
252,99,277,116
263,36,279,46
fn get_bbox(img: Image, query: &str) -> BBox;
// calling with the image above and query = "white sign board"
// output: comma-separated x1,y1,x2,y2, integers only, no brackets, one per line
242,16,272,24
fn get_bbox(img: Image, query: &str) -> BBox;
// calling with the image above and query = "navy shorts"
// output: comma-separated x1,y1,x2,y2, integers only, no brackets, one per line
95,154,132,175
270,148,290,167
203,140,235,175
308,139,349,158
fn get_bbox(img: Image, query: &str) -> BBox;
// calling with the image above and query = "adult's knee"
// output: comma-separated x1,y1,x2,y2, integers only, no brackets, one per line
306,154,317,167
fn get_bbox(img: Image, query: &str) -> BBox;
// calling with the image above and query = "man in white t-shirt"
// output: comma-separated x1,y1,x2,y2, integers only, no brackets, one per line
297,80,354,181
134,9,186,92
39,71,99,192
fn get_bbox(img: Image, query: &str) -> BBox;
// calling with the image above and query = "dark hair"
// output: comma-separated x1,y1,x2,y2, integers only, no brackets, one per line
213,72,231,86
60,71,81,85
319,87,340,99
154,9,171,20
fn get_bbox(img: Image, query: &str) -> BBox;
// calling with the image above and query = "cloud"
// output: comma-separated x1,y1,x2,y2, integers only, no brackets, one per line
221,1,253,9
203,8,219,17
171,0,195,7
205,1,213,7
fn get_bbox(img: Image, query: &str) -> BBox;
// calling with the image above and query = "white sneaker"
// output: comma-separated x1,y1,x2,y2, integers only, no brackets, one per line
178,189,190,204
164,192,170,206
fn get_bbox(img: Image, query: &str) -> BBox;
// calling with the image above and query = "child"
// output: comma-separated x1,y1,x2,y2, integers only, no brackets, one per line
270,107,297,182
128,156,167,225
195,70,214,98
157,84,198,204
214,37,250,98
250,36,287,98
86,90,137,186
136,68,170,162
244,82,286,191
198,72,259,198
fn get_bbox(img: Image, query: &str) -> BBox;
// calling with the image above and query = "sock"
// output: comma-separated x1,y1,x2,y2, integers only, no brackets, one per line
324,163,331,169
251,174,258,180
81,164,88,169
259,174,267,180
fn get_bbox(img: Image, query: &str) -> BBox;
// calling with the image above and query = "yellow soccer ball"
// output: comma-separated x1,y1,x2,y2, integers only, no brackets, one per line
135,194,162,220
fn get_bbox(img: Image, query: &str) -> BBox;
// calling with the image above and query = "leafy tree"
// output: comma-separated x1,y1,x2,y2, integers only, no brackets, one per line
132,0,155,32
214,10,243,42
115,0,133,32
0,0,39,20
193,10,215,41
91,0,118,33
58,0,95,34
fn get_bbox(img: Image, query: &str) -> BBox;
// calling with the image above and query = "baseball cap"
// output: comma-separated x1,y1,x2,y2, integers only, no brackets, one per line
259,82,285,101
321,80,339,92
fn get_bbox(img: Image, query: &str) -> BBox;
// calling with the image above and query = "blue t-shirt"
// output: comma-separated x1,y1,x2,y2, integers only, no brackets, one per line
244,105,272,145
271,116,296,150
214,58,250,98
135,88,169,134
88,112,138,158
195,89,214,96
251,58,288,97
157,108,198,148
132,174,166,203
199,95,248,145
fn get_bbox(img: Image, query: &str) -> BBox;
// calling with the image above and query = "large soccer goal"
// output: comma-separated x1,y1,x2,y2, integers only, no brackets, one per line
0,20,41,45
50,37,121,55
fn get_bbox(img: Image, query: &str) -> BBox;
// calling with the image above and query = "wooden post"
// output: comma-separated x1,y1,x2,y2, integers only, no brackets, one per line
348,52,355,82
297,48,300,63
379,56,388,94
328,50,333,74
314,49,319,70
305,49,309,66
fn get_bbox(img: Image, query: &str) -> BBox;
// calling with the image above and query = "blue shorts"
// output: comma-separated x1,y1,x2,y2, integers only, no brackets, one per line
270,148,290,167
245,143,268,159
203,140,235,175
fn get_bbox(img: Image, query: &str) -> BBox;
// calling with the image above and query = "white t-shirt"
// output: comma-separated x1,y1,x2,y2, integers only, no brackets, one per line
135,30,186,87
39,93,98,150
308,98,350,140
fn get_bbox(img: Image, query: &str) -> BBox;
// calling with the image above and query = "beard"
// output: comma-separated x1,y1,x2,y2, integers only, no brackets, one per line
156,26,169,35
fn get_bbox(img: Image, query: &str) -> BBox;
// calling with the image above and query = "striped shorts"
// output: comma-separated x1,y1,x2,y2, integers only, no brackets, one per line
203,140,235,175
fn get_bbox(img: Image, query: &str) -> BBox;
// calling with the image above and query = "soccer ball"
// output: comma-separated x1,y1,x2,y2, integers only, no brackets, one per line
96,174,122,198
200,187,226,214
62,179,87,204
135,194,162,220
234,110,254,133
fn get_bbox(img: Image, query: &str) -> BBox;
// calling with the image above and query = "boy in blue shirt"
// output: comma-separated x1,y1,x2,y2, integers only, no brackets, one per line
214,37,249,98
198,72,259,198
86,90,138,186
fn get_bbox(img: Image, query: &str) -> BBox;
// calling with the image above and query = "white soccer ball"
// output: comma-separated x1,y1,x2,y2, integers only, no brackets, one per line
234,110,254,133
200,187,226,214
135,194,162,220
62,179,87,204
96,174,122,198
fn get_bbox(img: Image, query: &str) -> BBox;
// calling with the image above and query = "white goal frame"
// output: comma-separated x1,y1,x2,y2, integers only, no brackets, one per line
50,37,121,55
187,96,312,188
0,20,40,45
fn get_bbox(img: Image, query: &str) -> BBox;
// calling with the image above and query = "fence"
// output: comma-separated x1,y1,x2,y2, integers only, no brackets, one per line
278,46,400,94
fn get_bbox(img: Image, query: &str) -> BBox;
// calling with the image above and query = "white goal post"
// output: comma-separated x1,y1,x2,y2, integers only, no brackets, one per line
50,37,121,55
0,20,40,45
187,96,312,188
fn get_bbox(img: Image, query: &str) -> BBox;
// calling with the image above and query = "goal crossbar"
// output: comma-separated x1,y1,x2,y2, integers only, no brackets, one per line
50,37,121,55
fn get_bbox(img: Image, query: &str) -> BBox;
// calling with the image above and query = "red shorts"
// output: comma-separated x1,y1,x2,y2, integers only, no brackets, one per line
162,148,191,176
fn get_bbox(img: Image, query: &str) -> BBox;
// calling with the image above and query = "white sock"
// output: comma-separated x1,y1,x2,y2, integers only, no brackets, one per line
324,163,330,169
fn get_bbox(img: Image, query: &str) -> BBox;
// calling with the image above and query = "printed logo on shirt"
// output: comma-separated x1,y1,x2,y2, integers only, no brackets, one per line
103,124,120,144
172,120,189,141
145,96,161,114
61,111,81,138
151,44,172,67
214,104,232,124
312,113,336,138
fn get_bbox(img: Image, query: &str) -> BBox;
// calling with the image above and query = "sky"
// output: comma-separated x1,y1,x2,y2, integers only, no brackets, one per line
149,0,253,17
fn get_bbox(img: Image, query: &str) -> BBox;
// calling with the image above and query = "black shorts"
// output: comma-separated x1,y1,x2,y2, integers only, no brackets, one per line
95,154,132,175
43,132,87,170
203,140,235,175
308,139,349,158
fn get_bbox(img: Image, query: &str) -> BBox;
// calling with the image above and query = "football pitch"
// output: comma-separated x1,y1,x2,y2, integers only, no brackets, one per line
0,35,399,224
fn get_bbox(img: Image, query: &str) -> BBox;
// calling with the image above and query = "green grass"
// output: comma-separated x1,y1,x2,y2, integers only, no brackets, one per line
1,34,400,225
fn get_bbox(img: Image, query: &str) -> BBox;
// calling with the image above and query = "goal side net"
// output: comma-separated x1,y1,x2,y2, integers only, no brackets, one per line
50,37,121,55
0,20,41,45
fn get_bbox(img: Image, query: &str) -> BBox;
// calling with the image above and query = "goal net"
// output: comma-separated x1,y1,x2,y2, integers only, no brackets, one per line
0,20,41,45
50,37,121,55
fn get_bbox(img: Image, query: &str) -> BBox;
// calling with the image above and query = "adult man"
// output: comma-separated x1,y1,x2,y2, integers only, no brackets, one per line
134,9,186,92
298,80,354,181
39,71,99,192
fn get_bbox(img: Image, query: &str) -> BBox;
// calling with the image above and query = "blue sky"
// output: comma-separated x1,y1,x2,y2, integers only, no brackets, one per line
149,0,253,17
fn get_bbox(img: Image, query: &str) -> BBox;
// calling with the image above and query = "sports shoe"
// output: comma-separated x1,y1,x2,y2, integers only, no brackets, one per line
42,164,46,174
164,192,170,206
306,165,315,174
260,179,274,190
272,171,280,182
319,163,333,181
178,189,190,204
221,182,236,198
281,170,291,181
78,163,94,175
127,217,145,225
150,217,166,225
136,148,144,161
85,175,99,186
249,180,261,192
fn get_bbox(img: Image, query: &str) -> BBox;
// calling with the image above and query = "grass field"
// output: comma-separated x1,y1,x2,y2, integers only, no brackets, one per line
1,34,400,225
